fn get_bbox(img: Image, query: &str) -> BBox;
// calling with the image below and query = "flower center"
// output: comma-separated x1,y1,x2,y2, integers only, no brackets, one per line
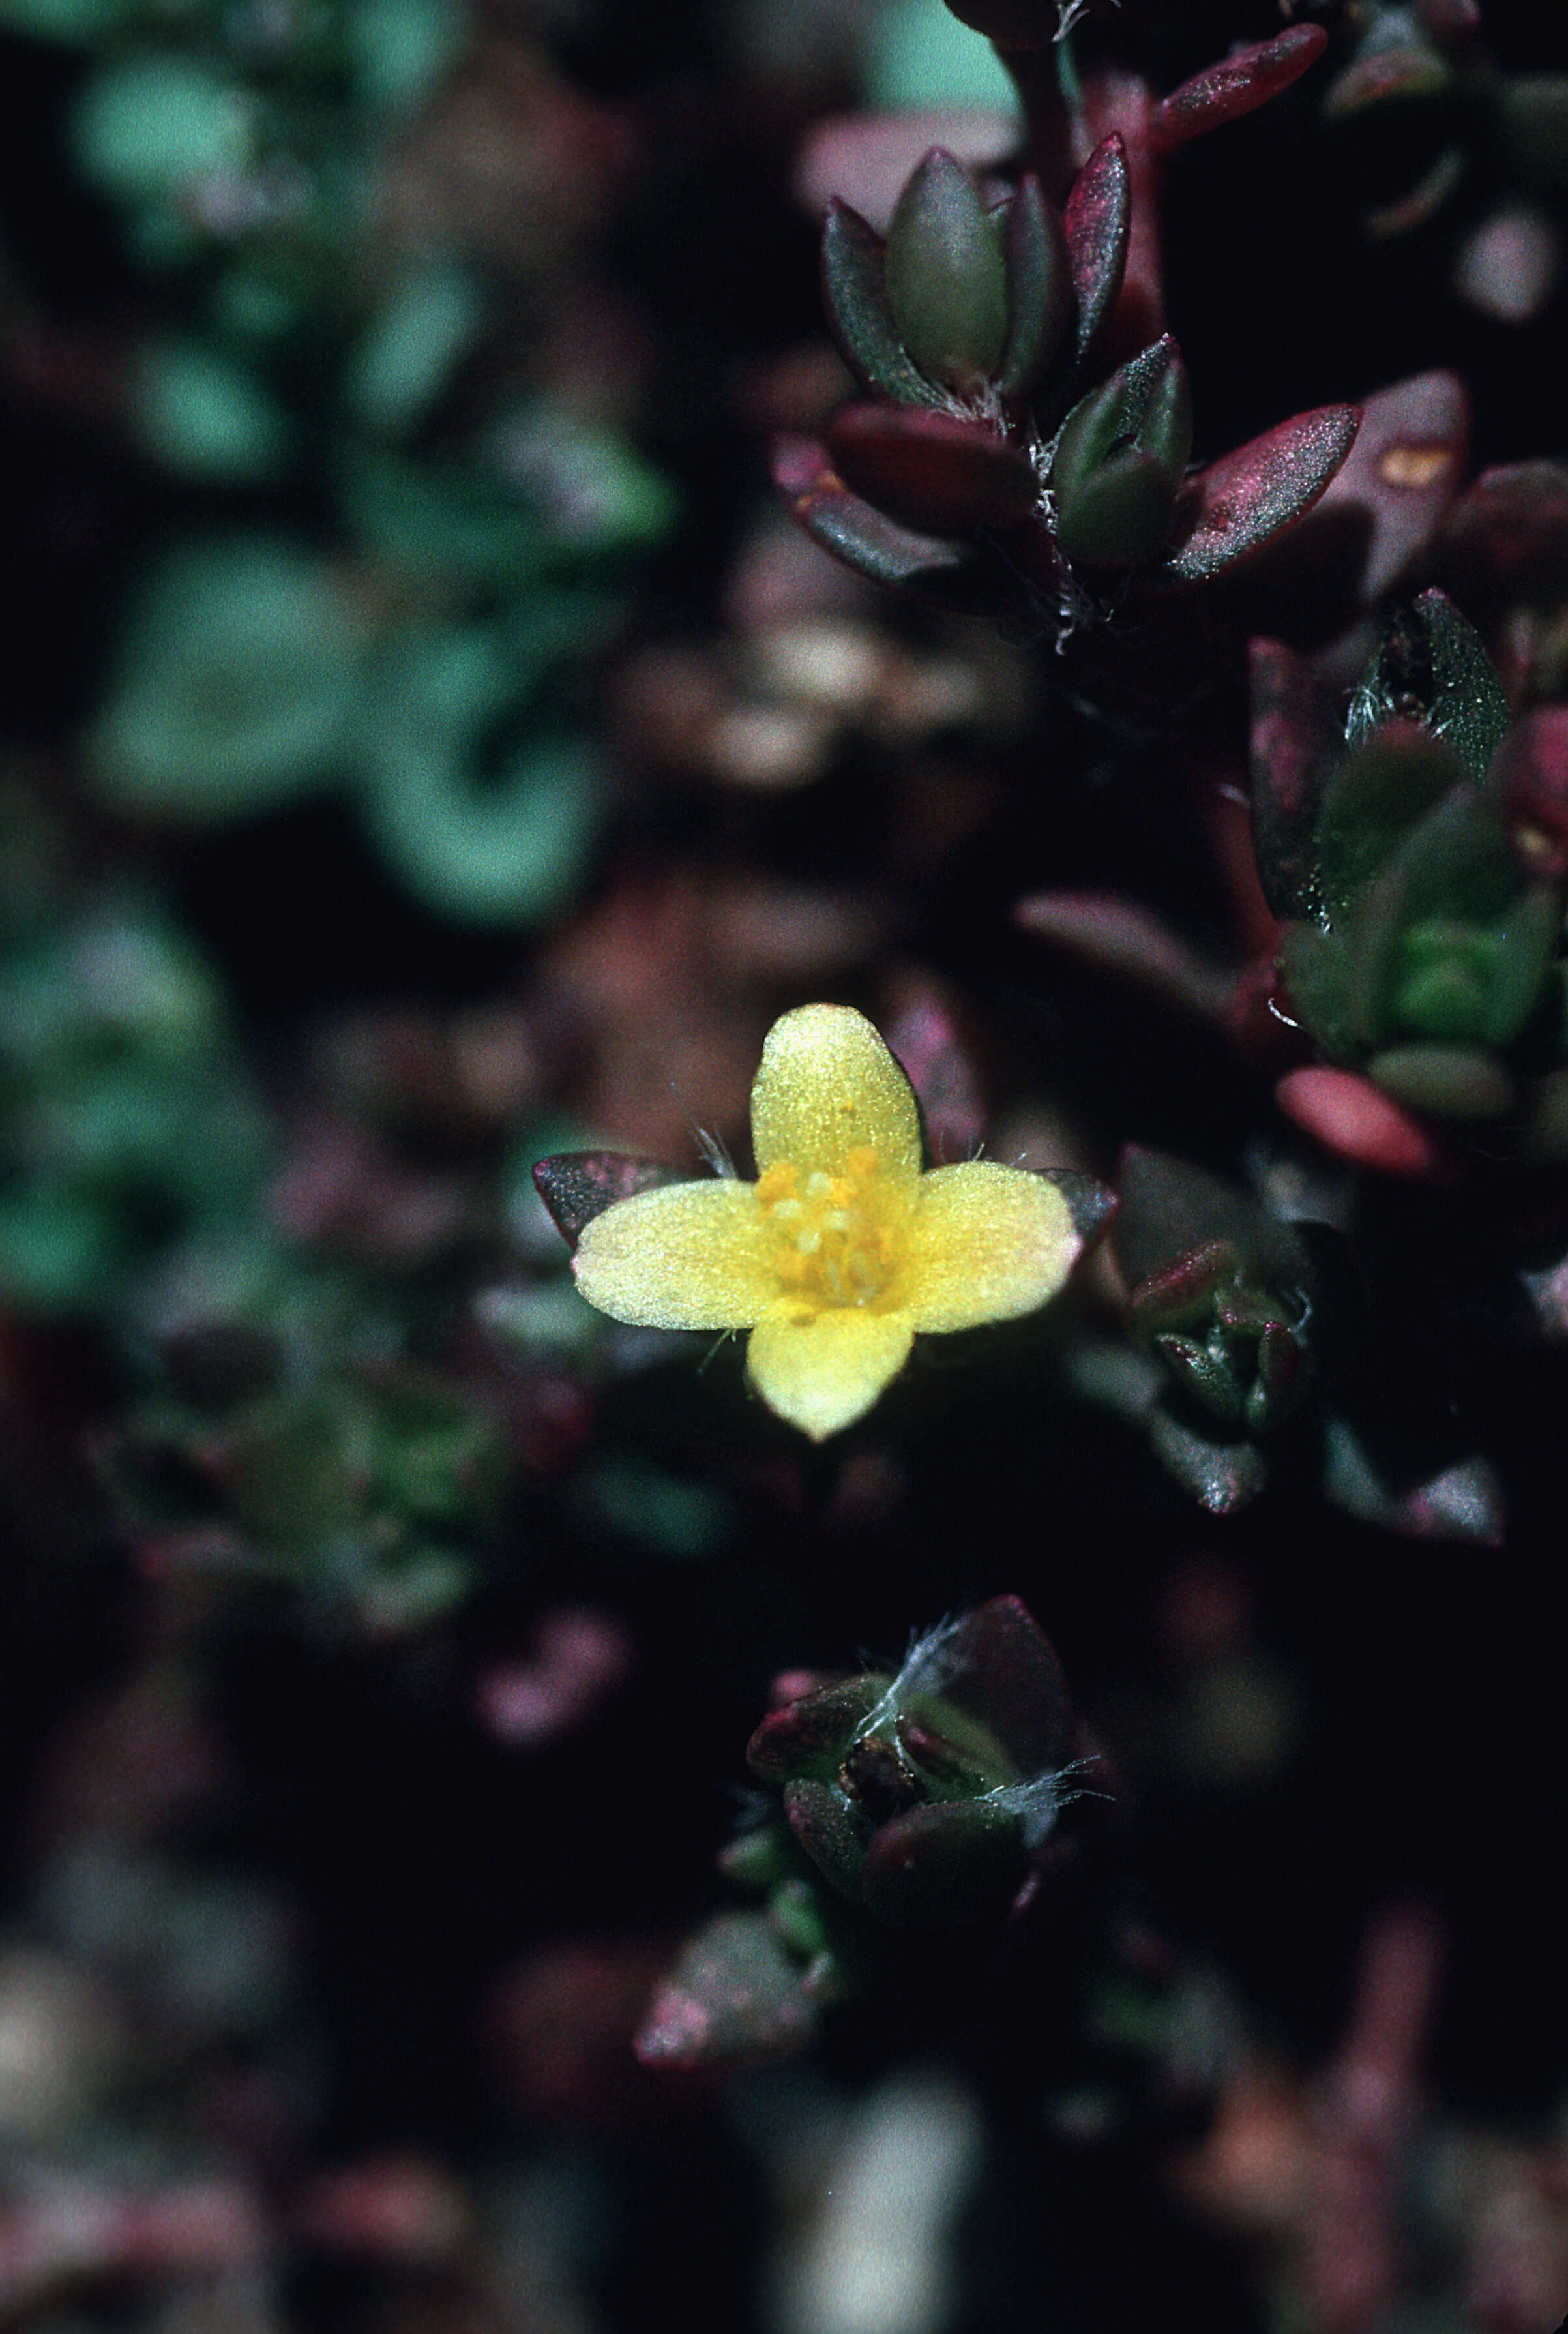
756,1146,902,1311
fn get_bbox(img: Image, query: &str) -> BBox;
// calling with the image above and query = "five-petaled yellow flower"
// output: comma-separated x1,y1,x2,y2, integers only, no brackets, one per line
572,1004,1084,1439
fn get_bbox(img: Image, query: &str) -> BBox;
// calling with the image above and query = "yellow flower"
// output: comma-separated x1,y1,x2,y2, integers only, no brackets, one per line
571,1004,1086,1439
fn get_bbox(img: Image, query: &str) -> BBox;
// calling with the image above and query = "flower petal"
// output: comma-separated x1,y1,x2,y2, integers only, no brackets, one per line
746,1304,915,1440
750,1004,922,1184
573,1178,775,1328
903,1163,1079,1332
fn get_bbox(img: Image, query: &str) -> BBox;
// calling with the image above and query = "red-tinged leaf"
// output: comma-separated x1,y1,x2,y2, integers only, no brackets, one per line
820,202,939,408
1440,460,1568,611
1274,1066,1443,1178
1323,1420,1503,1546
881,974,986,1161
1153,406,1361,587
1365,145,1467,239
1014,887,1234,1020
747,1677,884,1784
533,1152,687,1249
1116,1145,1309,1291
826,404,1039,537
1062,136,1130,374
772,432,996,608
1151,25,1329,152
1127,1240,1240,1332
926,1595,1075,1776
634,1913,817,2067
1247,638,1344,923
1416,0,1480,41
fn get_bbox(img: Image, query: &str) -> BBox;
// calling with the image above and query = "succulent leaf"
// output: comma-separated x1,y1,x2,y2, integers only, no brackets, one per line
1346,588,1511,782
1151,25,1329,151
1248,638,1346,923
820,201,943,408
1051,337,1192,567
1154,406,1361,586
998,174,1072,400
1061,136,1131,376
827,404,1041,537
884,148,1009,395
771,434,995,608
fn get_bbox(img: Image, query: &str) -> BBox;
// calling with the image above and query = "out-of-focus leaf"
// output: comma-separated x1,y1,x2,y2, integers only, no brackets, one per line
1147,1403,1269,1514
1440,460,1568,613
357,731,601,927
1322,1418,1505,1545
89,539,372,822
1154,407,1361,586
635,1913,818,2067
133,339,294,483
1323,40,1452,117
1273,1065,1442,1177
344,262,486,437
70,55,254,204
348,0,469,115
1292,371,1468,604
1016,888,1234,1020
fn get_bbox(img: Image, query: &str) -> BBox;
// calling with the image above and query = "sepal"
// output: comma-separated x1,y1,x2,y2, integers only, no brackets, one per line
533,1152,688,1250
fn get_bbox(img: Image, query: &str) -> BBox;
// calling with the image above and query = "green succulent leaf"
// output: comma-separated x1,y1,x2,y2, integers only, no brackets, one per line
997,173,1071,401
1311,723,1467,928
1052,337,1192,566
1346,589,1512,781
884,147,1009,394
820,202,943,408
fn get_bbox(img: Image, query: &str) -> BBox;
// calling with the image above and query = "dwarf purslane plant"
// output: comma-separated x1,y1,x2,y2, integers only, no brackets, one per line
637,1597,1092,2066
776,25,1362,629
